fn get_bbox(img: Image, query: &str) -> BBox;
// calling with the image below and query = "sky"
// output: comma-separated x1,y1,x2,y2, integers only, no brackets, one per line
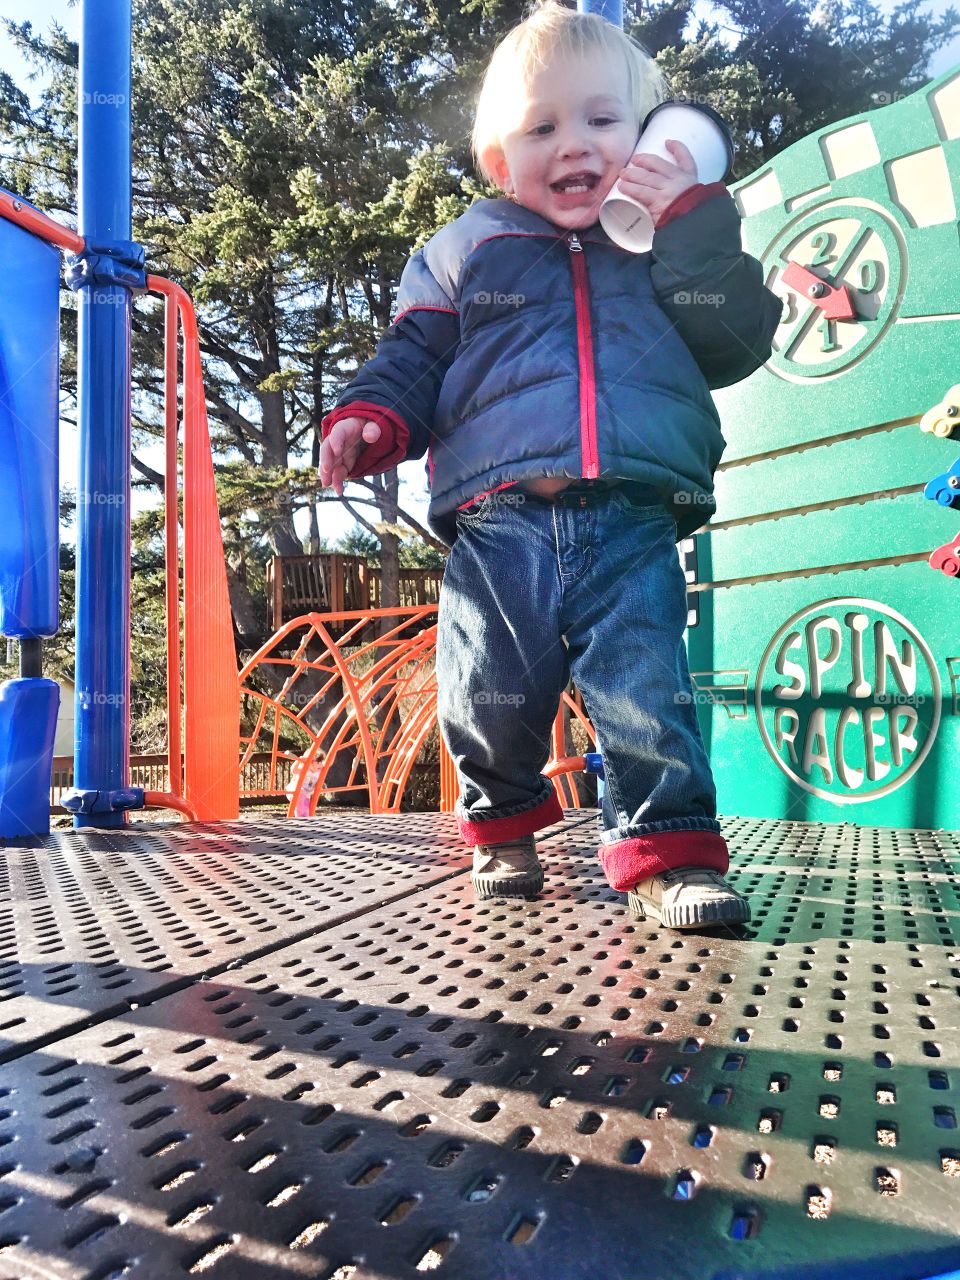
3,0,960,548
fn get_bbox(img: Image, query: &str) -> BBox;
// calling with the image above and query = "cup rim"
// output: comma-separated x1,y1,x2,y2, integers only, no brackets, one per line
639,99,735,180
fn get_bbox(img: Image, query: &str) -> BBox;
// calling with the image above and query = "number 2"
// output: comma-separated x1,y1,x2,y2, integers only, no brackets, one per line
809,231,835,267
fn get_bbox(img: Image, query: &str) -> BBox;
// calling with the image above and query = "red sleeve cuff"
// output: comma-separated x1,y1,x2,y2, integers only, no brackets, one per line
654,181,731,229
320,400,411,478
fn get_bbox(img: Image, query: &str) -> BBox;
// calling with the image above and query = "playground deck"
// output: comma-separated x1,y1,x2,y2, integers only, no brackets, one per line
2,811,960,1280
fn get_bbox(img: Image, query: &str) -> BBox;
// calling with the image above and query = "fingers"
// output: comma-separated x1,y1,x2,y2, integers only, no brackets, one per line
318,417,382,495
665,138,697,167
330,463,349,497
626,139,697,178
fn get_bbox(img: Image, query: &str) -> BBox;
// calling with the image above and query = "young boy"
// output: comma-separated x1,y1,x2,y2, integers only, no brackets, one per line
319,0,782,929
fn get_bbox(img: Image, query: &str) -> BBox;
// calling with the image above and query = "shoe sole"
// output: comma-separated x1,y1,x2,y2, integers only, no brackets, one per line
627,891,750,930
473,870,544,900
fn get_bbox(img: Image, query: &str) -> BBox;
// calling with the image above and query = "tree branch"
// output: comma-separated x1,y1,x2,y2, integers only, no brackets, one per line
132,454,166,490
349,479,447,554
203,385,265,459
197,325,265,391
339,496,384,541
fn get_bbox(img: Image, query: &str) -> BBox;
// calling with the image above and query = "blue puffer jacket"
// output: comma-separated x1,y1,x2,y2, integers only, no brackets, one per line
321,183,783,544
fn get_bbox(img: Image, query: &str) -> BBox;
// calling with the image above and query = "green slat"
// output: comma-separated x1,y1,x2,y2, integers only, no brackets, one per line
702,498,951,581
713,424,950,522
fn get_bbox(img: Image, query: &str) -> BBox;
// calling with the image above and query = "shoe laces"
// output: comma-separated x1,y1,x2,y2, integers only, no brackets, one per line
659,866,726,888
476,835,536,856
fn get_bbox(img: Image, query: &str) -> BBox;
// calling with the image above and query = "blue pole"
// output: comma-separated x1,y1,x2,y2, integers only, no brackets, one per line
577,0,623,26
73,0,133,828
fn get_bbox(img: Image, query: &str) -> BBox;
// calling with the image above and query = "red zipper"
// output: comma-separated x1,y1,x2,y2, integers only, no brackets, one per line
566,231,599,479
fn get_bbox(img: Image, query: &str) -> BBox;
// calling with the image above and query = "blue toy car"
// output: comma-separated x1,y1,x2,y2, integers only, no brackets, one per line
924,456,960,508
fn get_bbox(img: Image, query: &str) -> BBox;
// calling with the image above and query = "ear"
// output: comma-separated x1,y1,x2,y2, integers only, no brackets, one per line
483,146,514,194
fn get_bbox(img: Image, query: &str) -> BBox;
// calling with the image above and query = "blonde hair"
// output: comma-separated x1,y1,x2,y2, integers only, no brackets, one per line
472,0,671,187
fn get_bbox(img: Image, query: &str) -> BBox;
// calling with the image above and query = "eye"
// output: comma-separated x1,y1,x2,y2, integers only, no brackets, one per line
530,123,553,136
592,116,617,126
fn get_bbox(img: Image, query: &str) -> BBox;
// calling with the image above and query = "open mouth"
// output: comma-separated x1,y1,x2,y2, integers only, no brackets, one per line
550,172,600,194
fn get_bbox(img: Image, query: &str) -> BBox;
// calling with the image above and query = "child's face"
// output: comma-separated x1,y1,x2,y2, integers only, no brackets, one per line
487,47,639,230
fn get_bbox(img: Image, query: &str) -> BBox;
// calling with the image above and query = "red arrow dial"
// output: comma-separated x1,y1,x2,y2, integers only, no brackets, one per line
782,260,857,321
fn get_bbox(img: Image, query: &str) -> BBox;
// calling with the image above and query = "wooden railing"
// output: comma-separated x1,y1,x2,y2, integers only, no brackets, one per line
50,753,294,813
370,568,443,611
267,554,444,630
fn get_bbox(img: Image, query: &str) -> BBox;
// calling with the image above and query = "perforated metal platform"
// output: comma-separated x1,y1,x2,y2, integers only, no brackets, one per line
2,811,960,1280
0,813,474,1059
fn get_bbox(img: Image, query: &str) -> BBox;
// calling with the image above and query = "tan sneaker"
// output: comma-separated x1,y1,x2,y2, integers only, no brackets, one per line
627,865,750,930
472,835,543,900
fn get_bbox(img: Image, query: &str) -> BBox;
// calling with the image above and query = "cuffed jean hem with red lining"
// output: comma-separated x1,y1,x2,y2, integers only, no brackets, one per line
598,818,729,892
455,784,563,846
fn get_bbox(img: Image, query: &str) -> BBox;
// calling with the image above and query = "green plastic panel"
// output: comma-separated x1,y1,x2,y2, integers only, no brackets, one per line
687,566,957,830
694,66,960,832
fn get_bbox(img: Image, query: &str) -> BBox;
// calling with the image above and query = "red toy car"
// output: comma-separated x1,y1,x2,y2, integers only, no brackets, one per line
929,530,960,576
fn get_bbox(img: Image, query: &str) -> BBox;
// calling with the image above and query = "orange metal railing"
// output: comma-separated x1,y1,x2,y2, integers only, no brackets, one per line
0,191,85,254
239,609,597,818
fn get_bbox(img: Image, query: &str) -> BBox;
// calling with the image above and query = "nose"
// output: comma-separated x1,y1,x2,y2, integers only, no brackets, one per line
556,124,591,159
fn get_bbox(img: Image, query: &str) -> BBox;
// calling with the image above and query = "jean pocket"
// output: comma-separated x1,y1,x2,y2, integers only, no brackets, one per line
454,491,496,526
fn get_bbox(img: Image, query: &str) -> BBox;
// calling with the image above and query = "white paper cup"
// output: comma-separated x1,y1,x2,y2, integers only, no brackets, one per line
600,101,734,254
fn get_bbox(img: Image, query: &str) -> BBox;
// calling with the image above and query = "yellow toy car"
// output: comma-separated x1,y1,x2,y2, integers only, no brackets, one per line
920,384,960,438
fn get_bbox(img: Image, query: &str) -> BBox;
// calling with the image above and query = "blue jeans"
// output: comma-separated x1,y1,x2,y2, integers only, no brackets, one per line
435,483,728,890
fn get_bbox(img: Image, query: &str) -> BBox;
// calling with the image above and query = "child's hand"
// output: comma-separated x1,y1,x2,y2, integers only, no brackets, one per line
319,416,382,496
616,139,699,226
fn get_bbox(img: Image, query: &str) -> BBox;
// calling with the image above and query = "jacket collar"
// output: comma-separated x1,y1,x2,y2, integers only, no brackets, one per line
482,196,622,250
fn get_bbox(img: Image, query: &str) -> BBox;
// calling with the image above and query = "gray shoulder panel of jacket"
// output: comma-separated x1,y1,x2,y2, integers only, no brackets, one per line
397,198,558,313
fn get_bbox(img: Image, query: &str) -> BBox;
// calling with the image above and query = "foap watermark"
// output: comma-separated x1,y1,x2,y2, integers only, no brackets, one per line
673,290,725,307
78,490,125,506
473,290,525,308
78,689,125,709
81,91,127,107
672,490,713,506
674,689,726,707
872,489,924,508
671,92,724,110
474,690,526,706
874,691,927,707
285,687,321,708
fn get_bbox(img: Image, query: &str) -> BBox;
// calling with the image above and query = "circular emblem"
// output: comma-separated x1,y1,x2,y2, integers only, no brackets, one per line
755,598,940,803
762,200,906,381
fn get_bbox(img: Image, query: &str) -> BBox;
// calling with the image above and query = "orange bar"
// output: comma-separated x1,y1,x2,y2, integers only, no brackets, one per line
543,756,586,778
439,736,457,813
148,275,239,821
0,190,85,253
162,292,183,797
143,790,199,821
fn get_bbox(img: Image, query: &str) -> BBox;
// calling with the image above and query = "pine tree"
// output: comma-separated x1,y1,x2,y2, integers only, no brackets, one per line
2,0,956,746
